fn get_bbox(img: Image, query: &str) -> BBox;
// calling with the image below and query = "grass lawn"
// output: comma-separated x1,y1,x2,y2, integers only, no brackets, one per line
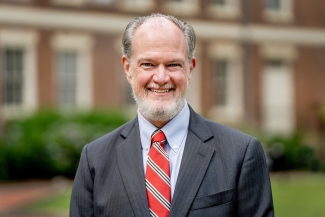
19,185,72,216
20,172,325,216
271,172,325,217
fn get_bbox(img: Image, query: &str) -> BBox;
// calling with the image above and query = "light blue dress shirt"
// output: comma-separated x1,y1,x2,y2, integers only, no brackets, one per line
138,101,190,199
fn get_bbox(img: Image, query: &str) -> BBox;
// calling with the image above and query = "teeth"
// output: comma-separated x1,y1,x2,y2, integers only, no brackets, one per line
152,89,169,93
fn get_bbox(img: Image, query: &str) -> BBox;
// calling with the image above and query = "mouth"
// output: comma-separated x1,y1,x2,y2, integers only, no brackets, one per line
149,88,171,93
147,84,176,94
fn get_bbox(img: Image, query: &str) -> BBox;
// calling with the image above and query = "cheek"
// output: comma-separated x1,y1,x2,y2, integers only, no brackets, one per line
174,73,189,88
135,70,153,86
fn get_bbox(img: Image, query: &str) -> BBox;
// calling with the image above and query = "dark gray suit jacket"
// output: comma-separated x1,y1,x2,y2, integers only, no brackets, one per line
70,106,274,217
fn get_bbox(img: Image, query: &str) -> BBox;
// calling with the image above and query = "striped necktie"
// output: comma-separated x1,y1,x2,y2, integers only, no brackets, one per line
146,129,171,217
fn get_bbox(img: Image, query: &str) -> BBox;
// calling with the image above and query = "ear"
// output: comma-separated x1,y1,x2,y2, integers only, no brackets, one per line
122,55,132,84
187,57,196,84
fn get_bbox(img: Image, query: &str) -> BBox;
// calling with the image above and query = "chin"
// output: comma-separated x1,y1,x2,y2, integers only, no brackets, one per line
133,91,185,123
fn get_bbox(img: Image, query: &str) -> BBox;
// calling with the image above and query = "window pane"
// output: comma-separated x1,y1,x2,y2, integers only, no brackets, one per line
210,0,226,5
2,48,24,105
213,60,228,106
265,0,281,10
56,51,78,107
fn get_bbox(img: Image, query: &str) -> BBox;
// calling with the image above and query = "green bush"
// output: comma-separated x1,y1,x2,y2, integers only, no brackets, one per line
0,109,128,180
264,133,325,171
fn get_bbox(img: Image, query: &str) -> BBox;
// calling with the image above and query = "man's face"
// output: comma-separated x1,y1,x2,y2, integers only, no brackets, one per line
122,18,196,127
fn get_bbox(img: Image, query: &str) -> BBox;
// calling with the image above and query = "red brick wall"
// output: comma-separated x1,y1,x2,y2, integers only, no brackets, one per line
92,34,124,108
37,30,55,108
295,46,325,131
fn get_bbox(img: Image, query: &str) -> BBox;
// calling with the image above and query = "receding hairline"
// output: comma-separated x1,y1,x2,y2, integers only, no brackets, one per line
133,17,187,43
122,13,196,62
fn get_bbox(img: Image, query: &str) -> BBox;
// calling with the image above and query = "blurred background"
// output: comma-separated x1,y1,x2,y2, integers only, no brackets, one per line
0,0,325,216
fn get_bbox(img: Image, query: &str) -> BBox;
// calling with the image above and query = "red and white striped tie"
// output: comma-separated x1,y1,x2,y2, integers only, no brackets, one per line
146,129,171,217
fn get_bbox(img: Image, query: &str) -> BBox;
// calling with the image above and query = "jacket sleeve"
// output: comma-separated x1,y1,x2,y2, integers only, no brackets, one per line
236,138,274,217
70,145,94,217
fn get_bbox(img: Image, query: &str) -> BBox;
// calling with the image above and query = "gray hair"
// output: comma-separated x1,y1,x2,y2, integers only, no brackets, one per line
122,13,196,62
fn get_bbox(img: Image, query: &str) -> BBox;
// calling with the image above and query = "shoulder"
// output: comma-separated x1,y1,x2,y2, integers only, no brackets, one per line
82,118,138,156
189,106,260,153
189,106,254,143
189,108,265,168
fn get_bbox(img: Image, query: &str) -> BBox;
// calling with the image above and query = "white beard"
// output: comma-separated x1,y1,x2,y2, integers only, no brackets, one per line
131,82,185,123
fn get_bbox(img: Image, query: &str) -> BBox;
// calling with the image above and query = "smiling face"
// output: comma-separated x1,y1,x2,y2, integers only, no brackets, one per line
122,18,196,128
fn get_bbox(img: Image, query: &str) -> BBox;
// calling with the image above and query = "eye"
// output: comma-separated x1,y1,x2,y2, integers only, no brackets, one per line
169,63,181,67
141,63,153,67
168,63,182,70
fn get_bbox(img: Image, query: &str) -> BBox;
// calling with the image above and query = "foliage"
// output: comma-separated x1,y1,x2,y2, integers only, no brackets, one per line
0,109,128,180
263,133,325,172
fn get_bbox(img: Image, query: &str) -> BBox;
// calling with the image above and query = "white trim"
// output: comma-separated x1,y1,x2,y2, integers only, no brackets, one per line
0,29,39,118
208,41,242,60
51,33,94,51
0,5,131,33
4,0,31,2
51,32,94,109
260,44,298,61
1,5,325,46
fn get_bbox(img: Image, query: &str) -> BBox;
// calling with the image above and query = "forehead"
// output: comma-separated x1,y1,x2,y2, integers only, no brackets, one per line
131,18,187,59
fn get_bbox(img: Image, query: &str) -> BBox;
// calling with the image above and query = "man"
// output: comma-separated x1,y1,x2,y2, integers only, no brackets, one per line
70,13,274,217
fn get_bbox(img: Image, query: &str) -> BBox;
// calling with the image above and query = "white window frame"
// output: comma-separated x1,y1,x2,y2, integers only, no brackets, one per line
0,29,38,119
260,44,297,135
207,42,243,124
51,33,94,110
163,0,200,16
264,0,294,23
206,0,241,19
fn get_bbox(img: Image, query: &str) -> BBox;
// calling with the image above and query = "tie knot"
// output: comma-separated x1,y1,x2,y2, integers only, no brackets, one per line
151,129,166,144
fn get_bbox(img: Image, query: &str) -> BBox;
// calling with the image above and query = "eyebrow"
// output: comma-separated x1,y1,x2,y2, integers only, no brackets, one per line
137,58,185,64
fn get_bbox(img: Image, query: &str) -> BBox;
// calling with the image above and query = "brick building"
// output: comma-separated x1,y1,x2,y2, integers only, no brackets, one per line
0,0,325,137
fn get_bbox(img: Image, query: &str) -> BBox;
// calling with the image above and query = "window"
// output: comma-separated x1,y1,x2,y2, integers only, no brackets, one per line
265,0,281,11
0,29,38,118
2,48,24,105
213,60,228,106
206,0,241,19
207,42,243,124
210,0,226,5
56,51,78,107
263,0,293,23
262,60,294,134
51,33,93,110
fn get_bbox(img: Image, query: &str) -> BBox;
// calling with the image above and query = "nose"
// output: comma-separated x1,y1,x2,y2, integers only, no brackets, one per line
153,65,170,85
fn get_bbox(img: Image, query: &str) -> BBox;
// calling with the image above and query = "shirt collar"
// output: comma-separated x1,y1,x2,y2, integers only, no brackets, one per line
138,101,190,153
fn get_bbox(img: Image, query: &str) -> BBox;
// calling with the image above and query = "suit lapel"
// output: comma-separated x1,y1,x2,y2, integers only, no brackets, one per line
169,107,215,217
116,119,150,217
